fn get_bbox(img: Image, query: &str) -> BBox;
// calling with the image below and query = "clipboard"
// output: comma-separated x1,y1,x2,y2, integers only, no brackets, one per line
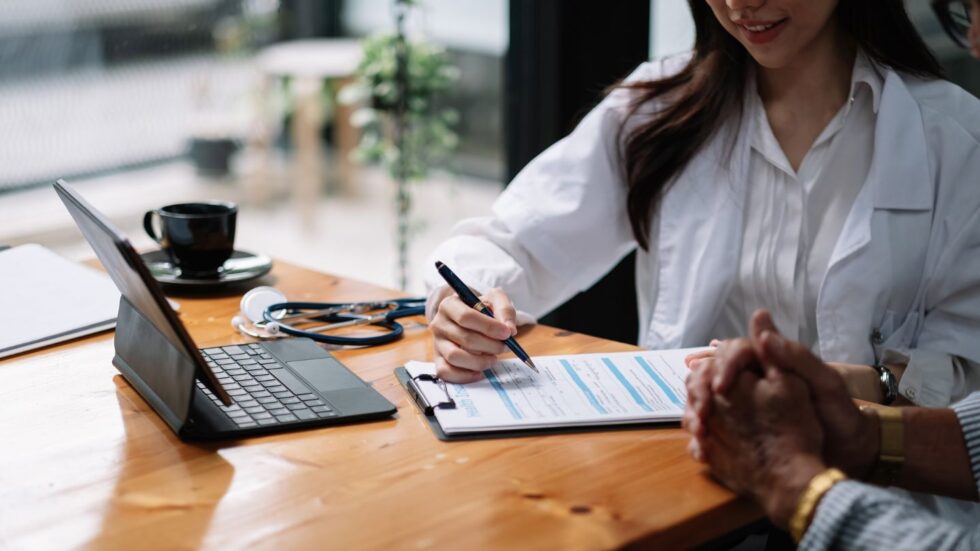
395,367,678,441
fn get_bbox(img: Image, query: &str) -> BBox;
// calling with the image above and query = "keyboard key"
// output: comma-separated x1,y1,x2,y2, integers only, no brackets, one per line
252,412,273,420
245,365,267,373
286,403,310,411
267,385,288,393
297,393,317,401
227,389,247,397
280,397,301,405
273,391,293,399
268,407,290,415
257,358,279,365
216,358,236,365
242,384,263,392
235,418,257,427
257,397,278,404
276,414,299,422
311,405,333,413
256,374,276,382
316,411,337,418
256,418,277,426
227,369,246,376
295,410,317,421
245,406,265,414
303,399,326,406
203,347,224,355
251,391,272,399
227,410,249,418
222,345,245,355
239,359,257,366
224,382,242,390
239,400,260,408
231,354,250,361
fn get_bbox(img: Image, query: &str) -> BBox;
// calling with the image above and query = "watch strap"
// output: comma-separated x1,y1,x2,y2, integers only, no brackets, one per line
864,405,904,486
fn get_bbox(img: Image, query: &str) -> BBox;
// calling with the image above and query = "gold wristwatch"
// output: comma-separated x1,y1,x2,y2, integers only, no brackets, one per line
860,405,905,485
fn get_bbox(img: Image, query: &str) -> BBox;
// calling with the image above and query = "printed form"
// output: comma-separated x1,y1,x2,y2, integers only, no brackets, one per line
405,348,703,434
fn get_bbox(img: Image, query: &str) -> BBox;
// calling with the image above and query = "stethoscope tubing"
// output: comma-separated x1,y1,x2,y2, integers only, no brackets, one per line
255,299,426,346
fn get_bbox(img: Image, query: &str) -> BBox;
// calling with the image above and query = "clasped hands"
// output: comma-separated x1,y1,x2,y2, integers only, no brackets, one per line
682,310,882,529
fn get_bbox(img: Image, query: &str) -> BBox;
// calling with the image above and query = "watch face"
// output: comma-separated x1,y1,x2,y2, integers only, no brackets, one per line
877,364,899,404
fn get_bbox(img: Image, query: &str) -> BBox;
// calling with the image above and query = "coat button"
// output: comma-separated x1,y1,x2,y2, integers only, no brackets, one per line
905,387,917,400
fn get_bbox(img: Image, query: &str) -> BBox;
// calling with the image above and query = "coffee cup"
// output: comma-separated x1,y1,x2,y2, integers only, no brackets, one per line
143,201,237,278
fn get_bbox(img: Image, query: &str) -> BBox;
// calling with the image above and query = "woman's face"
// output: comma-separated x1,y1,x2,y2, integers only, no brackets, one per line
704,0,841,69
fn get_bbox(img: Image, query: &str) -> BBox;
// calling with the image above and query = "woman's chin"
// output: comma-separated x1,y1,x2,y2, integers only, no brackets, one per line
744,49,796,71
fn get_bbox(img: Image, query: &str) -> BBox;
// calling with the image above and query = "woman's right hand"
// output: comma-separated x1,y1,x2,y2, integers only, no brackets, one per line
429,286,518,383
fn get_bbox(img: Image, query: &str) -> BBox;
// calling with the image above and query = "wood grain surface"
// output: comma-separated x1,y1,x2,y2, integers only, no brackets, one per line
0,261,761,550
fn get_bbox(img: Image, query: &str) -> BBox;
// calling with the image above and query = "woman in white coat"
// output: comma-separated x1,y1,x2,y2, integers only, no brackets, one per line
424,0,980,407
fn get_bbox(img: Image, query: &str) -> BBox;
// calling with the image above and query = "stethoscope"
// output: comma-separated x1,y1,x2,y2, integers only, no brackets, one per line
232,286,427,346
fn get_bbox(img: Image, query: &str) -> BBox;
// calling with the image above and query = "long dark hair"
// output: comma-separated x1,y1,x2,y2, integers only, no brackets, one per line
622,1,944,250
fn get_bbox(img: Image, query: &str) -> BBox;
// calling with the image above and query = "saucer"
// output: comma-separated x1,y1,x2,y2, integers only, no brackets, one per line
141,249,273,287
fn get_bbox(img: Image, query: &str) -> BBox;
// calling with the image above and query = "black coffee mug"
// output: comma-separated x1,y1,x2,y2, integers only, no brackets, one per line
143,202,238,278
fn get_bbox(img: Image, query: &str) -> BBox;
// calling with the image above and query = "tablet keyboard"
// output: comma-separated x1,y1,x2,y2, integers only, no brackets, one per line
195,343,338,428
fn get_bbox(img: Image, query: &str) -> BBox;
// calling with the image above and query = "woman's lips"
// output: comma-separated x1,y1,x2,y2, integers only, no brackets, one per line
736,18,789,45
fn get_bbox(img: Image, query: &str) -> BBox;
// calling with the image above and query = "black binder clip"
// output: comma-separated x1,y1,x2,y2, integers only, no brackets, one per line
406,373,456,415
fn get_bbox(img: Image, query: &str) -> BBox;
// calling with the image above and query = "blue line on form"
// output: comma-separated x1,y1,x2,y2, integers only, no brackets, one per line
560,360,607,414
602,357,652,412
634,356,682,406
483,369,522,420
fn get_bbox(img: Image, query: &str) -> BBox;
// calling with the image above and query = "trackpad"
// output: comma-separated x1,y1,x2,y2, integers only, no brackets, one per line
288,358,366,392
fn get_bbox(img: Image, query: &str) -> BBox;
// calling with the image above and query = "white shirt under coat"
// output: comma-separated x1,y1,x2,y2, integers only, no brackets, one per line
425,51,980,407
714,52,880,349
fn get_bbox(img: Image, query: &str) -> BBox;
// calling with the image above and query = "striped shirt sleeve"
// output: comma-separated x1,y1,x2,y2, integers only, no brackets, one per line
799,392,980,551
952,392,980,495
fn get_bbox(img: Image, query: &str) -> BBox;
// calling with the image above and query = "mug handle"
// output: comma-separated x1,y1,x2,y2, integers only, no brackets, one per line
143,210,162,244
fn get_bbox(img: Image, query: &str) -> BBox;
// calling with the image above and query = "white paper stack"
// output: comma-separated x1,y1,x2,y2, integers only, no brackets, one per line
0,244,120,358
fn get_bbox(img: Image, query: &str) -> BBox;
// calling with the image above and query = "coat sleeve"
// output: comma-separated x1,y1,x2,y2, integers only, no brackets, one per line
899,100,980,407
423,58,682,319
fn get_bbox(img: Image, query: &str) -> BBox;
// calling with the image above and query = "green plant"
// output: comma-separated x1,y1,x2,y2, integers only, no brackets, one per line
341,0,460,290
343,35,460,180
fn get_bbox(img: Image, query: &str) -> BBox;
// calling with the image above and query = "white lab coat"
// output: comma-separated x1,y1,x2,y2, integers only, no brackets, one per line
425,55,980,407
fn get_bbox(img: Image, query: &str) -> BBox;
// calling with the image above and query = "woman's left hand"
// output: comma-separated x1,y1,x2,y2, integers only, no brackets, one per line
684,339,722,370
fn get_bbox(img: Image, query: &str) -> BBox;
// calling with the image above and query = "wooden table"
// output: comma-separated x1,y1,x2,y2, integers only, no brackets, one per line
0,261,760,549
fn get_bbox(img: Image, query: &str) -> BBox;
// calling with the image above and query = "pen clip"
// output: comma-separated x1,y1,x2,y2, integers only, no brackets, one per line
407,373,456,415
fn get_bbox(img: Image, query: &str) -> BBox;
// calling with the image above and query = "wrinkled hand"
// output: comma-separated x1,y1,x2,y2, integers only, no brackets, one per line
698,368,828,528
429,286,518,383
685,309,879,479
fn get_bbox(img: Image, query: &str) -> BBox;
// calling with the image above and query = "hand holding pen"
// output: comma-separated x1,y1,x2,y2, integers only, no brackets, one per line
429,261,538,383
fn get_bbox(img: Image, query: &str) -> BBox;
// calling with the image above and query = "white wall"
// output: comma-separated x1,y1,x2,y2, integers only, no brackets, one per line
343,0,508,56
649,0,694,60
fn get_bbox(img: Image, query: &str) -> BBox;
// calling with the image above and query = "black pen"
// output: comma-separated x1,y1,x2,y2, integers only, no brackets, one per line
435,261,538,373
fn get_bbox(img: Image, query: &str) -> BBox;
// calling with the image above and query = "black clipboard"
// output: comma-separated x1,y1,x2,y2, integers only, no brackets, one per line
394,367,680,441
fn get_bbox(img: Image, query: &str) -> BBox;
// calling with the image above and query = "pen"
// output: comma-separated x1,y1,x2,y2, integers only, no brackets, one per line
435,261,538,373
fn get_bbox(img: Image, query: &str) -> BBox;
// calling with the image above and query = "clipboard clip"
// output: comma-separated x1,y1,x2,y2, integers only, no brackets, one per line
406,373,456,415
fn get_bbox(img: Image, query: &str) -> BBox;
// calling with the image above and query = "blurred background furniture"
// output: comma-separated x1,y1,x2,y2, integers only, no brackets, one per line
255,38,362,230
